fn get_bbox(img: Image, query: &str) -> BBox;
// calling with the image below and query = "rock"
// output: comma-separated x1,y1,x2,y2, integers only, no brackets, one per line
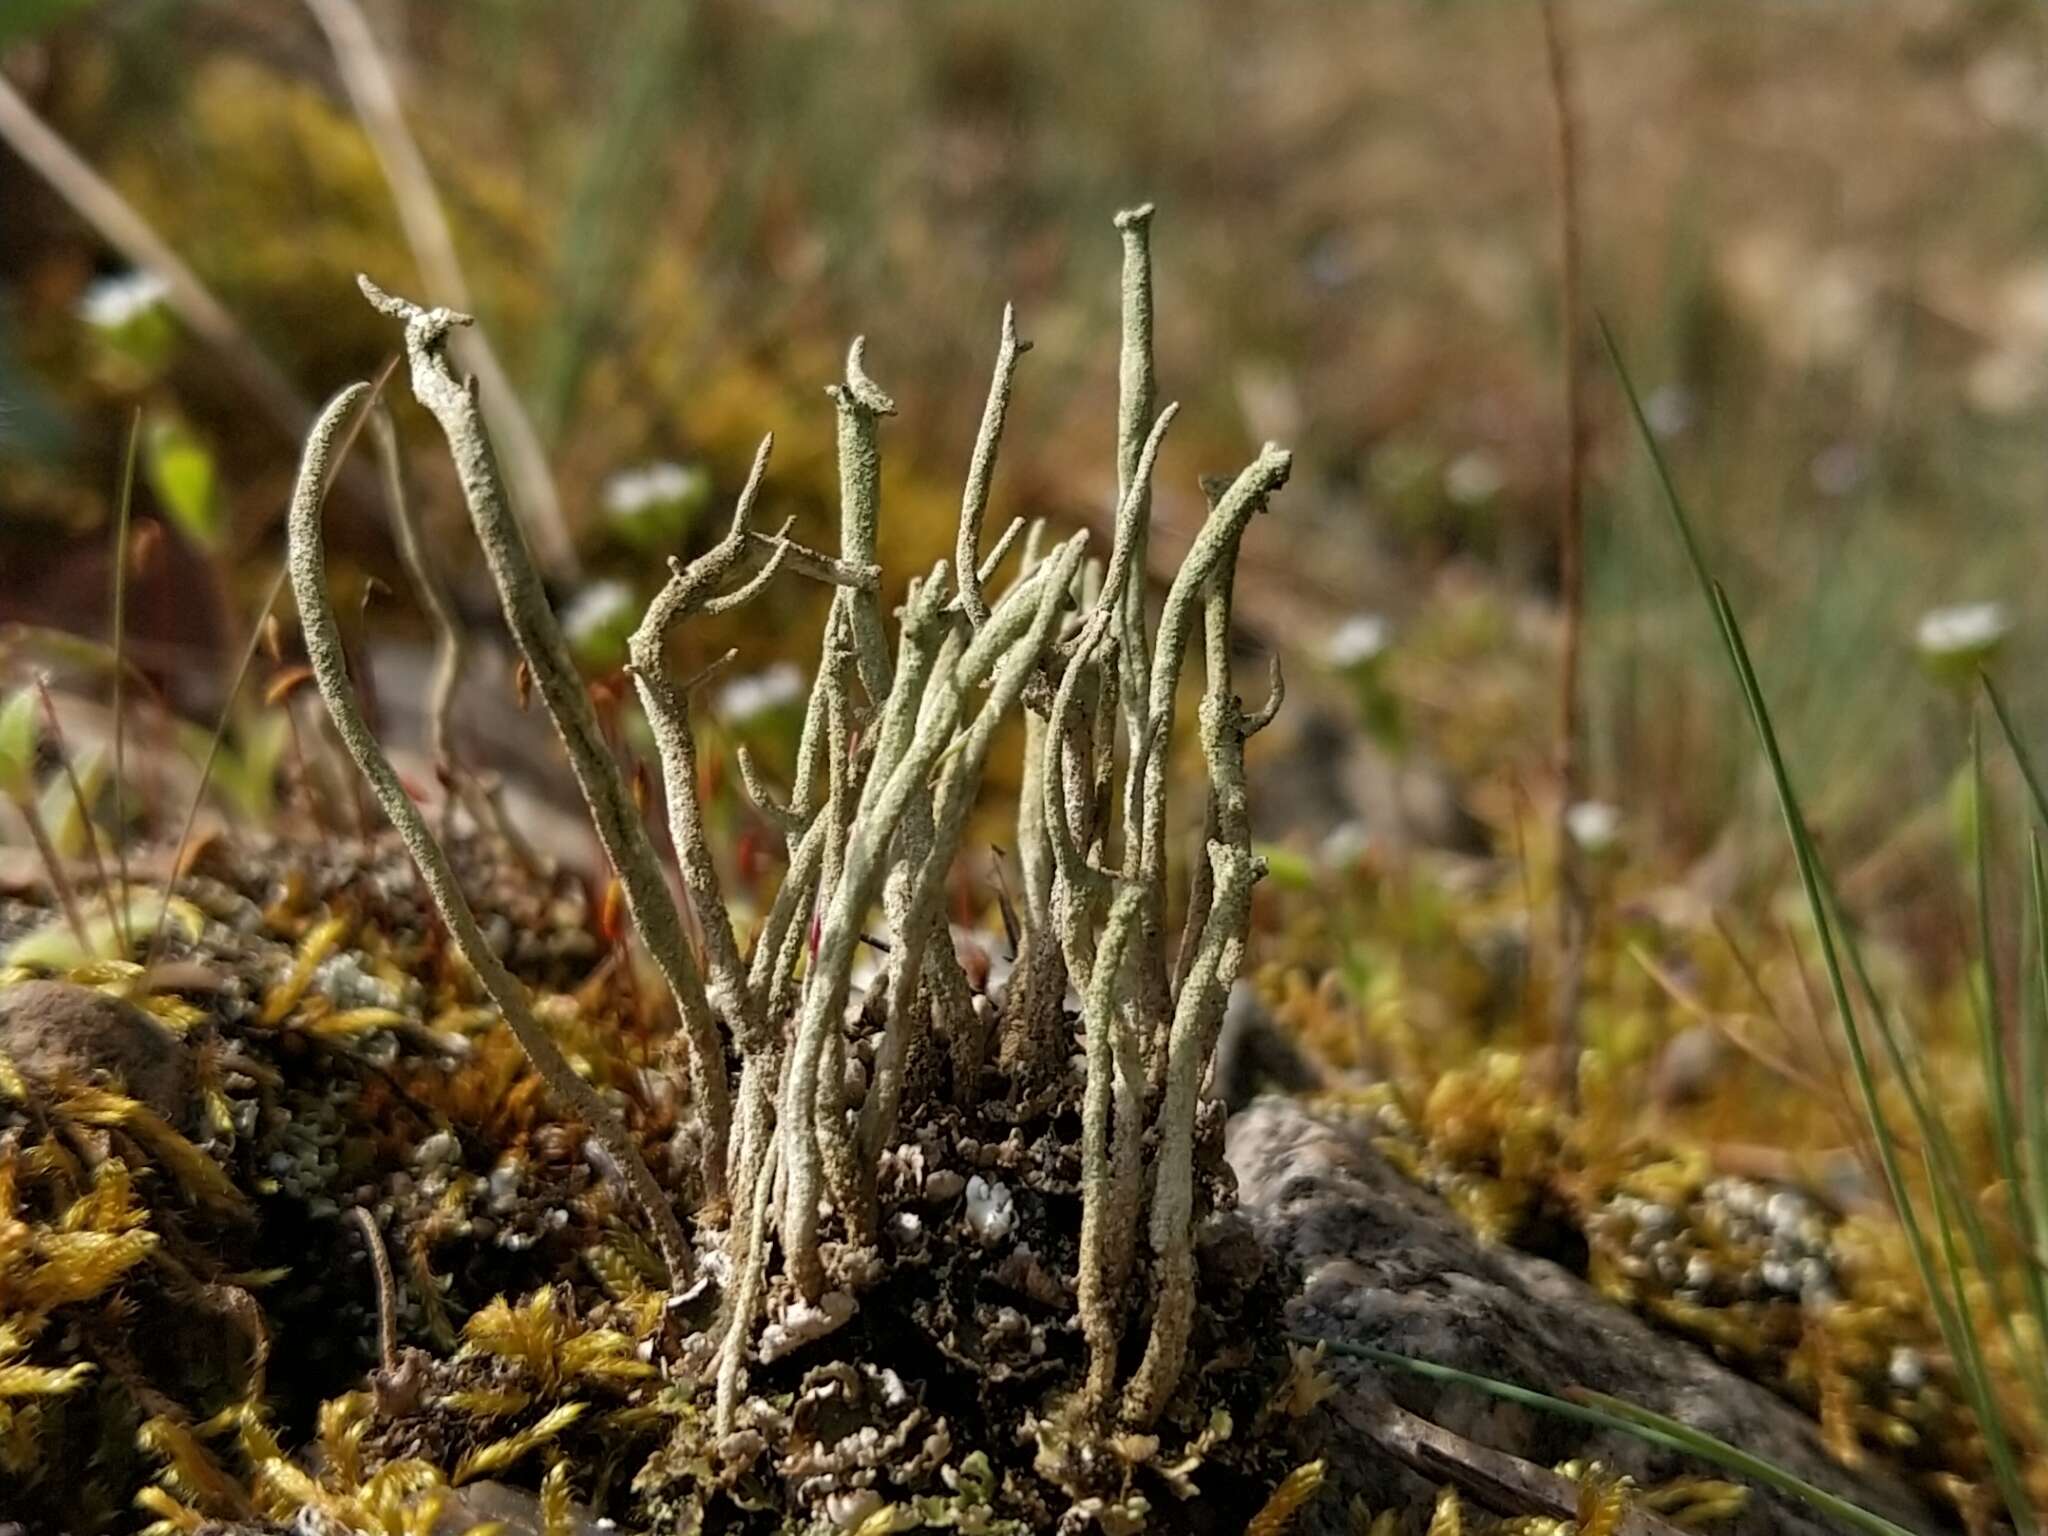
0,979,194,1126
1228,1099,1942,1536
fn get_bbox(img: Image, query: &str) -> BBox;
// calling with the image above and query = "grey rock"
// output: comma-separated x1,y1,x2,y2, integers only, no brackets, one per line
0,978,194,1127
1228,1098,1943,1536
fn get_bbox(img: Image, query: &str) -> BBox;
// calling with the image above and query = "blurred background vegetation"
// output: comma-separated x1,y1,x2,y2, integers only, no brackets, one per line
6,0,2048,983
19,5,2048,1518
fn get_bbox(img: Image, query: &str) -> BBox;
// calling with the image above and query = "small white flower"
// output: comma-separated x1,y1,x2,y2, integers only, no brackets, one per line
1444,449,1503,506
1644,384,1695,440
715,661,805,723
601,460,702,517
1915,601,2010,662
1565,799,1621,855
1323,614,1391,669
76,269,169,330
1318,819,1371,869
964,1175,1016,1246
561,580,635,642
1809,442,1868,499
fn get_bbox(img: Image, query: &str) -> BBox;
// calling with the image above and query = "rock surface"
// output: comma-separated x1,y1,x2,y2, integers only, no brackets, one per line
1228,1098,1946,1535
0,978,194,1125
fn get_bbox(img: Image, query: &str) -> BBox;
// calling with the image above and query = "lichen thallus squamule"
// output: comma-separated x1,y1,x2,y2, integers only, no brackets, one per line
285,205,1290,1435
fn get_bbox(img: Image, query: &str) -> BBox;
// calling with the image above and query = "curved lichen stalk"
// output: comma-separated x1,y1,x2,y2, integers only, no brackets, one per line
358,276,735,1211
626,431,870,1065
287,381,695,1286
624,432,877,1274
1111,451,1289,1426
777,538,1086,1301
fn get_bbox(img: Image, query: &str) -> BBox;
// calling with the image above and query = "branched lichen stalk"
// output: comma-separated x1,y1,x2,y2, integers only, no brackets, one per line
1112,205,1158,717
628,432,858,1061
1121,843,1260,1426
359,277,734,1210
829,338,897,705
778,541,1082,1299
289,381,695,1285
956,305,1030,631
624,433,869,1274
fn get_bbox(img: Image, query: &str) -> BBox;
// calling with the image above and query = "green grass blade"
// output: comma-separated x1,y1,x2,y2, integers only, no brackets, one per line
1970,719,2048,1422
1927,1145,2038,1529
1603,318,2038,1534
1985,673,2048,836
108,405,141,951
1292,1332,1926,1536
1817,851,2019,1302
1811,856,2028,1396
1707,584,1992,1455
2029,834,2048,1274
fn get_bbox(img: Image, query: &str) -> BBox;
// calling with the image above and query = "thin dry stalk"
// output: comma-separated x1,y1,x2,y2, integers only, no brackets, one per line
109,409,143,948
33,677,125,947
347,1206,400,1377
1539,0,1593,1105
367,399,465,779
13,789,90,953
291,380,694,1284
361,277,733,1209
302,0,579,578
0,76,308,444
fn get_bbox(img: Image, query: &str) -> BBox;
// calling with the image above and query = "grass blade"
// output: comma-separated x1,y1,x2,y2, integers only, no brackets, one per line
1926,1145,2036,1528
1969,718,2048,1421
1985,672,2048,836
1602,316,2039,1534
109,406,141,949
2029,834,2048,1274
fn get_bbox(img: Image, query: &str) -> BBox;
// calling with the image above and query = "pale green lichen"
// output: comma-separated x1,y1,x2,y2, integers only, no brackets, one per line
359,276,734,1213
291,207,1290,1449
285,380,695,1285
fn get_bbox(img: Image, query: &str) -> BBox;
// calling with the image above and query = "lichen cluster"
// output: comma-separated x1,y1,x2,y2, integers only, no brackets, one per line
0,207,1318,1536
0,816,1301,1532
